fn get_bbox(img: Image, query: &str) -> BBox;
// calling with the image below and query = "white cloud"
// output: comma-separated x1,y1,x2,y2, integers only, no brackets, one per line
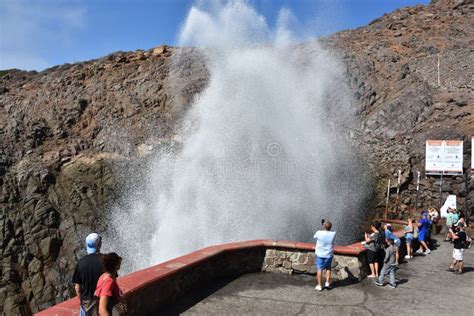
0,0,86,71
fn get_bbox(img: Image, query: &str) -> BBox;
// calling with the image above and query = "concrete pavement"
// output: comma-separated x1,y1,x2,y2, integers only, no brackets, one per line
159,234,474,315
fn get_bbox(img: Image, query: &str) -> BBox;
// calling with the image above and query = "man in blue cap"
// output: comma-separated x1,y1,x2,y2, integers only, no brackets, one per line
416,212,431,255
72,233,104,316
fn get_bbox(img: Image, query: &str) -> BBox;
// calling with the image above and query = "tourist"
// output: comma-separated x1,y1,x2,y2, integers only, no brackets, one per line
448,222,469,274
362,222,381,278
429,207,440,235
95,252,123,315
445,208,454,241
452,209,460,229
404,218,415,259
375,238,397,288
415,212,431,255
384,224,400,263
374,221,386,267
313,220,336,291
455,212,465,227
72,233,104,316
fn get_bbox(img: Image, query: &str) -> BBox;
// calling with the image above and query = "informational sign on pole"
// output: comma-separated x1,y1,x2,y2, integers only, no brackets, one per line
425,140,463,175
440,195,457,218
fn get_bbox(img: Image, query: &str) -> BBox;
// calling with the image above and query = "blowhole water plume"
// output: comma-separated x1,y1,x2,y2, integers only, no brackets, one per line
108,0,370,273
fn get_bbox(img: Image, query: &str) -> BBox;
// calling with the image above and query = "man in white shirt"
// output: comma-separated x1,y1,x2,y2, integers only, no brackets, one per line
313,220,336,291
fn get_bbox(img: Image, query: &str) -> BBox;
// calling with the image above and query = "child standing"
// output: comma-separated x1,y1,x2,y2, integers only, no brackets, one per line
404,218,415,259
375,238,397,288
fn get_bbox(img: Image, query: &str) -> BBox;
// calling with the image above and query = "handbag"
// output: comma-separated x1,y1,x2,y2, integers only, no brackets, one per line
413,226,419,239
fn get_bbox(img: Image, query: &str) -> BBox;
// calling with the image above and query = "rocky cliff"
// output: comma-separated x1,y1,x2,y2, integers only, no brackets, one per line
0,0,473,314
329,0,473,215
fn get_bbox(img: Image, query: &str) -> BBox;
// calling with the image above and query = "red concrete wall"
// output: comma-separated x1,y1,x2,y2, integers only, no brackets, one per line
36,240,365,315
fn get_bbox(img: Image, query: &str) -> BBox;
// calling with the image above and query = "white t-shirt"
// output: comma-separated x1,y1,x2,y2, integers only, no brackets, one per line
314,230,336,258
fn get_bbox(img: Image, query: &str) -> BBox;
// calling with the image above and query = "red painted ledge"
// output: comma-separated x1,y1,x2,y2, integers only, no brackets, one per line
36,239,365,315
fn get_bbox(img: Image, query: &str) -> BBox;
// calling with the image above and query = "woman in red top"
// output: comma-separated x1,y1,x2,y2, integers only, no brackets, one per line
94,253,123,316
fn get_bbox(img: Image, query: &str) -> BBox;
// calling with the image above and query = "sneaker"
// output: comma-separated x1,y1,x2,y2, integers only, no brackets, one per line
425,249,431,254
416,249,424,254
454,270,464,274
410,256,413,259
375,281,384,286
404,255,411,259
325,282,332,289
368,274,377,278
315,285,323,291
388,284,396,289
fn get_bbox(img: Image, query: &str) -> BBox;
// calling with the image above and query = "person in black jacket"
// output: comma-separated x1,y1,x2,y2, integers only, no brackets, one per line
72,233,104,316
448,222,469,274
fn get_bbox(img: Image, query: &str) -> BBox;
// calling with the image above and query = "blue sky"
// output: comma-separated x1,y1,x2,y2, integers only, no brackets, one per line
0,0,430,71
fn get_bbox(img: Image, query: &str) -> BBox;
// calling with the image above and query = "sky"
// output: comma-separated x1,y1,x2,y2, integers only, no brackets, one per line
0,0,430,71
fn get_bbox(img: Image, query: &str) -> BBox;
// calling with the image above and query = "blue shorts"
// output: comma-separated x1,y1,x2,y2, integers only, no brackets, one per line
418,230,428,242
316,256,333,271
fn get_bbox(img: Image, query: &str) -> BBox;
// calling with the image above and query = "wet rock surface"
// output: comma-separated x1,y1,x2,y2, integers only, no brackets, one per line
0,0,473,314
0,46,209,315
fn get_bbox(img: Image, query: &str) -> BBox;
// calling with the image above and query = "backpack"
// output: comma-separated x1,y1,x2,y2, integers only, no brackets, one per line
375,231,386,250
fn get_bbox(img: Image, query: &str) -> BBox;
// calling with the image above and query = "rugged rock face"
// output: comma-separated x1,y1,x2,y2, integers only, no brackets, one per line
328,0,473,216
0,0,472,314
0,46,209,314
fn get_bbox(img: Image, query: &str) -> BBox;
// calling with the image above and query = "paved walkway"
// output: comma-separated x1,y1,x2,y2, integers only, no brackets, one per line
160,234,474,315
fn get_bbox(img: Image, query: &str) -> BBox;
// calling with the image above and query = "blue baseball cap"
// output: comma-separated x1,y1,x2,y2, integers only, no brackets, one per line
85,233,102,254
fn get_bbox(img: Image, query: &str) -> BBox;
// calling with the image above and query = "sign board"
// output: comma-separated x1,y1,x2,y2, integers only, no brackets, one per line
425,140,463,175
440,194,456,218
443,140,463,175
425,140,444,175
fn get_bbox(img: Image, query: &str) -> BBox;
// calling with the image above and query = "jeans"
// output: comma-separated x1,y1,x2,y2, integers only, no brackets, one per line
378,264,396,286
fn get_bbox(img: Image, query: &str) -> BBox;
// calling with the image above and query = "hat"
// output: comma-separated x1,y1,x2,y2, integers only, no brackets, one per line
386,223,392,228
422,212,428,217
85,233,101,254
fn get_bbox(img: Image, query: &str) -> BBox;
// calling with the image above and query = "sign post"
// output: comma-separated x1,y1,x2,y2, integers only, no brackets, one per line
425,140,463,211
385,178,391,219
415,171,420,210
439,173,443,209
396,170,401,212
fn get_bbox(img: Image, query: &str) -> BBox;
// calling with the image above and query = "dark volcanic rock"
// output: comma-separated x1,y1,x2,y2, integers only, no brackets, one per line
0,0,473,314
0,47,209,314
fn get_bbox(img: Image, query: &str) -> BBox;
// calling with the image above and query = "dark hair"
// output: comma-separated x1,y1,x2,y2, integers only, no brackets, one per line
373,221,384,233
323,220,332,230
101,252,122,273
387,238,394,244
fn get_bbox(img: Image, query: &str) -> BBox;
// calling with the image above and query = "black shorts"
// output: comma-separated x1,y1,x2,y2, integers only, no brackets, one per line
367,250,377,263
377,249,385,261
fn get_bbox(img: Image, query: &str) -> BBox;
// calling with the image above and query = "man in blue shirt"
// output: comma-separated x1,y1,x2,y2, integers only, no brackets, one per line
416,212,432,255
314,220,336,291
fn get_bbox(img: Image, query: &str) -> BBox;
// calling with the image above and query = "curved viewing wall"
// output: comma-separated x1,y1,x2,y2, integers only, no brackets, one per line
38,220,406,316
